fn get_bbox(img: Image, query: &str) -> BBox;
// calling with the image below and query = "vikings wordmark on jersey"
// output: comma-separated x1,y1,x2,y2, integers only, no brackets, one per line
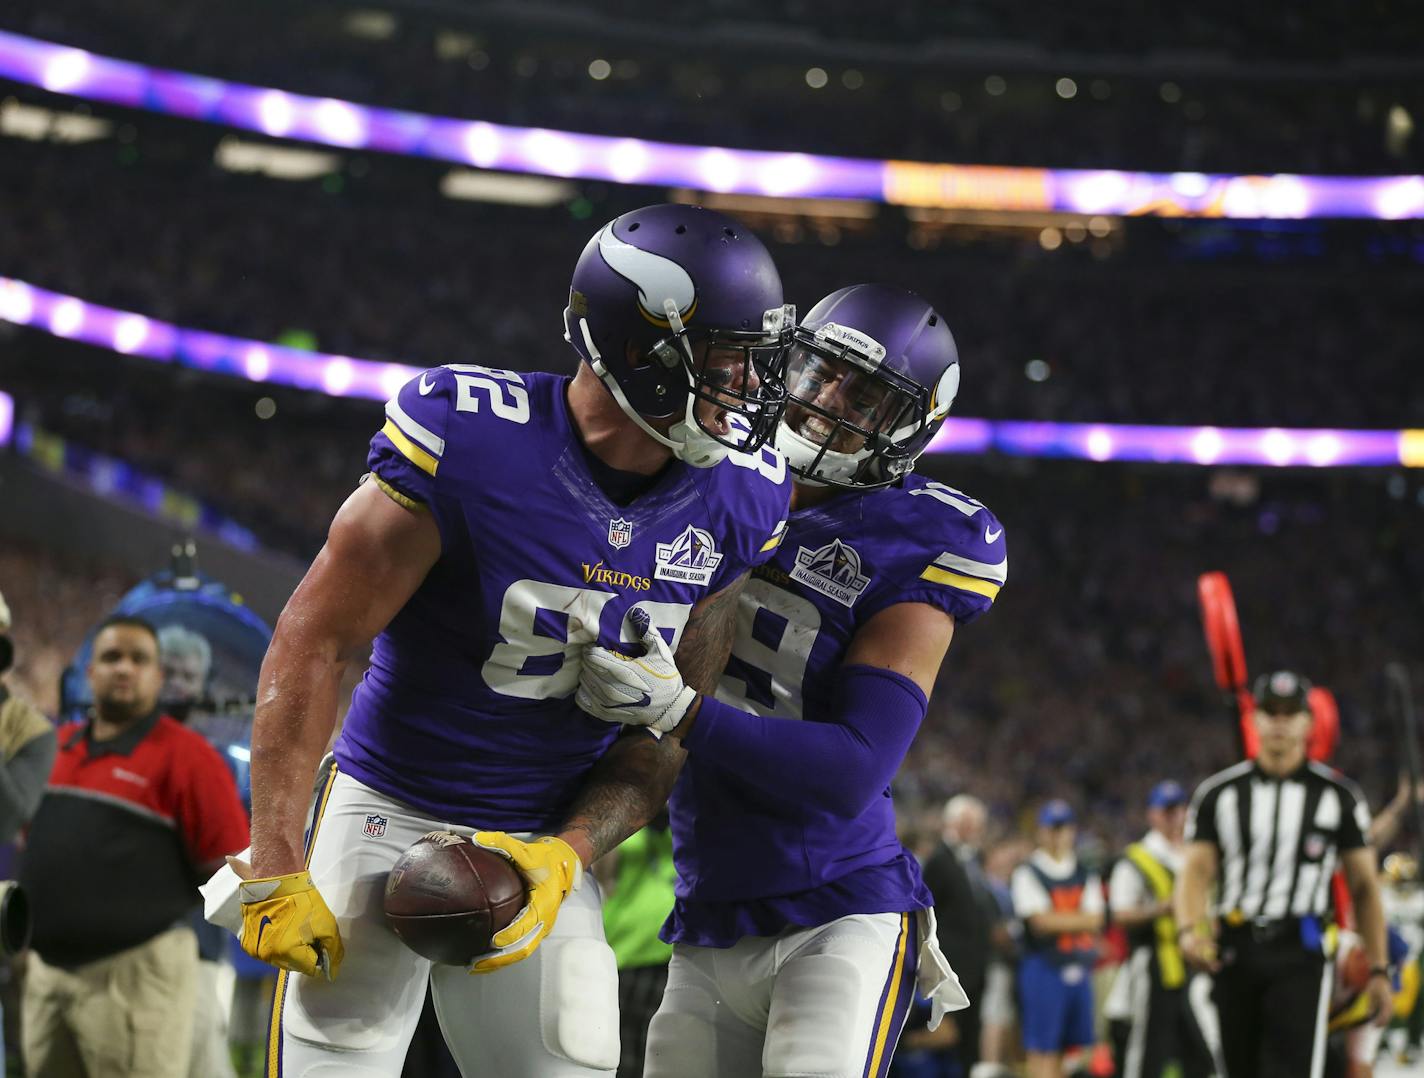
666,474,1006,946
337,366,790,832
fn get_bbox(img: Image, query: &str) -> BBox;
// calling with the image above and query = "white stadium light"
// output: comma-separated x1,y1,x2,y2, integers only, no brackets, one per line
438,169,575,206
215,138,340,180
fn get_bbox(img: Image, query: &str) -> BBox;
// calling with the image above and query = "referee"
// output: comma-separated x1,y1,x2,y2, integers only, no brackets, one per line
1175,669,1392,1077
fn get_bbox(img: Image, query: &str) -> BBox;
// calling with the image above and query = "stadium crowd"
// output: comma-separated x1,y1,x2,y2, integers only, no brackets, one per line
3,0,1421,172
0,542,131,718
3,137,1422,437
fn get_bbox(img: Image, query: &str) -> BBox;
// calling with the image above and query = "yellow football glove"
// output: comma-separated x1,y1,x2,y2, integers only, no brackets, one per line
468,833,583,974
238,869,344,981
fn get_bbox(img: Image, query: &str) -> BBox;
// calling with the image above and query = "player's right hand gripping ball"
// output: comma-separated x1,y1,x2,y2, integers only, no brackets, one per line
576,608,696,735
238,870,344,980
466,832,583,974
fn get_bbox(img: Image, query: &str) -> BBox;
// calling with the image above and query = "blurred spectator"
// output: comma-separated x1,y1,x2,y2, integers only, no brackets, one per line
1380,853,1423,1063
19,615,249,1078
0,590,55,1074
156,625,238,1078
1104,781,1214,1077
1011,800,1104,1078
922,794,999,1073
1367,774,1424,850
0,590,56,847
979,839,1029,1076
157,624,212,719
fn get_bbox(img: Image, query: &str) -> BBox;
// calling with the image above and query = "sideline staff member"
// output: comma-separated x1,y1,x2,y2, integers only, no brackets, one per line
21,616,249,1078
1176,670,1392,1077
1012,799,1104,1078
1109,780,1215,1078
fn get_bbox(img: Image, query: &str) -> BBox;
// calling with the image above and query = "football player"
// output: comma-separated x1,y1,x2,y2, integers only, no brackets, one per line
210,204,795,1077
577,284,1006,1078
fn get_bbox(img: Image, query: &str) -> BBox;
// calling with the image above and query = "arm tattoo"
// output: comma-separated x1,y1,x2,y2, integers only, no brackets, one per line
673,570,748,695
557,572,746,863
559,732,686,864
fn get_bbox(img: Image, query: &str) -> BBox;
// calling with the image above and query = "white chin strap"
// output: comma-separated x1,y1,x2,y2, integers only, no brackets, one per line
578,316,729,469
778,421,869,485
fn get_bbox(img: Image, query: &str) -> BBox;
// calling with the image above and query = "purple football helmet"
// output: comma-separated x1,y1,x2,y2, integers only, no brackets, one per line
563,204,794,467
779,283,959,488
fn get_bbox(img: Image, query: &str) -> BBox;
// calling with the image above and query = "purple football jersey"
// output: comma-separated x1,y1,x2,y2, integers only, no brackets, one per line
664,474,1007,946
334,366,790,831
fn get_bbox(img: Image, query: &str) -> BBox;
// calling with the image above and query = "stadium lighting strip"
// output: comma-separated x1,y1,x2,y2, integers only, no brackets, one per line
3,276,1423,469
3,31,1424,220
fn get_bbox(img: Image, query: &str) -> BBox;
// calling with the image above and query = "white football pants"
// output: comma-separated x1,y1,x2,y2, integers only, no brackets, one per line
251,765,619,1077
644,911,921,1078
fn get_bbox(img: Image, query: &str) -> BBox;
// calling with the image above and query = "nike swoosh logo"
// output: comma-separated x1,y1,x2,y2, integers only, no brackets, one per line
256,915,273,951
418,373,437,395
608,694,652,710
984,526,1003,543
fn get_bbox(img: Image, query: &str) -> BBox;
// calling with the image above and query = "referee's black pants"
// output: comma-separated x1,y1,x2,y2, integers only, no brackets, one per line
1213,928,1332,1078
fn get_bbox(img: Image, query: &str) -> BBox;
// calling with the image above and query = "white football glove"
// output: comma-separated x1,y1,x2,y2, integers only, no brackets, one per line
577,610,696,735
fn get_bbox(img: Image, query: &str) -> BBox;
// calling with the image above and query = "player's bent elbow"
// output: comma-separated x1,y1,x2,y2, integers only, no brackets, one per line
818,777,895,819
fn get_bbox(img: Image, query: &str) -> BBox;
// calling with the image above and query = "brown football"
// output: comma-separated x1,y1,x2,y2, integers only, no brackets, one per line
383,832,527,965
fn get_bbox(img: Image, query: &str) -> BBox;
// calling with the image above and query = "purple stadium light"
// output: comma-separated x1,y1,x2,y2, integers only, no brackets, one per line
975,421,1407,468
0,390,13,447
3,276,1422,468
2,29,1423,219
0,276,417,401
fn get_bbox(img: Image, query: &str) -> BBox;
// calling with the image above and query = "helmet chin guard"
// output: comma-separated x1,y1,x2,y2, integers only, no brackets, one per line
776,423,865,486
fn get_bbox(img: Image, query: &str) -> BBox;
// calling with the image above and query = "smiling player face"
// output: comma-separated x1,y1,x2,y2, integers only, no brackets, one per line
690,341,762,438
783,348,899,454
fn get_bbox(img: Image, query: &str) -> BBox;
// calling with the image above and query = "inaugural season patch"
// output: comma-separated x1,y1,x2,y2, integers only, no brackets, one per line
790,538,871,607
654,524,723,587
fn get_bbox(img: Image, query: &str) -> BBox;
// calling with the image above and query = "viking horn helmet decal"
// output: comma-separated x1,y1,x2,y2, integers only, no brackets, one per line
596,224,697,327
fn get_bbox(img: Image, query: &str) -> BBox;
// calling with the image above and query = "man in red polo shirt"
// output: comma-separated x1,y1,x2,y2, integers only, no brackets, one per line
20,615,249,1078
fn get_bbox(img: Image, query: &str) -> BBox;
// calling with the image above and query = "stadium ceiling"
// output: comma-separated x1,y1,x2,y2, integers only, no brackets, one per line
3,277,1420,470
2,30,1423,220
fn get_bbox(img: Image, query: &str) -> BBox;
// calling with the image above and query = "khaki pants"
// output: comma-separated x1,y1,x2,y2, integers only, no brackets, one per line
24,925,198,1078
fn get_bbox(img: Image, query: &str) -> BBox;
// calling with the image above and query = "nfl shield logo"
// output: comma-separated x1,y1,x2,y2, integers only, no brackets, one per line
607,518,633,549
363,814,388,839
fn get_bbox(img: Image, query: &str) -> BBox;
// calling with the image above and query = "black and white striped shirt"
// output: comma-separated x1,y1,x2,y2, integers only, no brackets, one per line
1185,759,1372,921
